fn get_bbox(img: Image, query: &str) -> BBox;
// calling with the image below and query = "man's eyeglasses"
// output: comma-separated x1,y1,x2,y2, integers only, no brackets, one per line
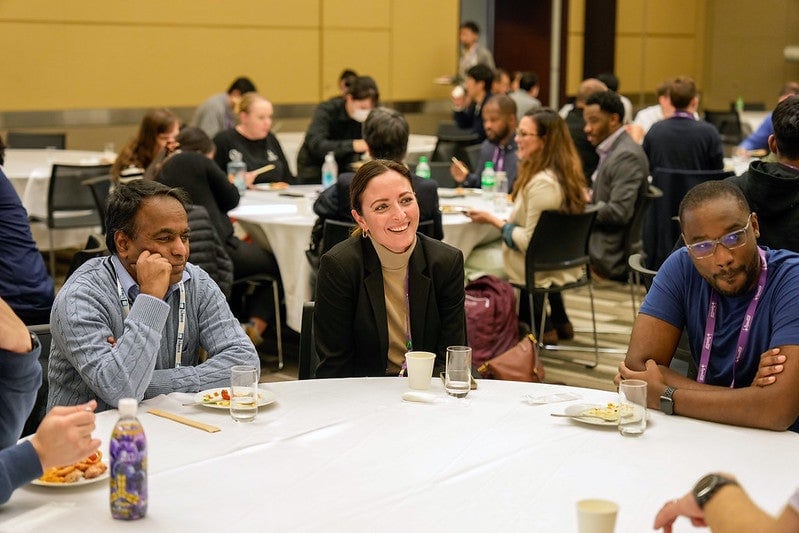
683,214,752,259
515,130,540,138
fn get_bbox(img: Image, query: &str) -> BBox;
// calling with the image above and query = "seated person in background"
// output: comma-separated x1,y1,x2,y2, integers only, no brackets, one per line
619,181,799,431
0,295,100,504
314,160,466,378
465,108,587,345
157,127,281,344
564,78,608,185
597,72,633,124
112,108,180,182
643,76,723,172
583,90,649,281
736,81,799,156
191,76,257,139
491,68,511,95
48,180,259,411
509,71,542,121
310,107,443,264
655,473,799,532
450,95,518,190
213,92,293,187
627,80,674,144
728,95,799,252
296,76,379,184
337,68,357,96
0,137,54,325
451,64,494,142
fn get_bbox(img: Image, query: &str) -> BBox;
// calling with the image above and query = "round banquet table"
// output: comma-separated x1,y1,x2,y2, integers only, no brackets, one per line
3,379,797,531
229,185,501,331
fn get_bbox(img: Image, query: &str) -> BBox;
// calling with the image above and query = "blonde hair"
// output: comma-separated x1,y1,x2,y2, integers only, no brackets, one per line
234,92,268,115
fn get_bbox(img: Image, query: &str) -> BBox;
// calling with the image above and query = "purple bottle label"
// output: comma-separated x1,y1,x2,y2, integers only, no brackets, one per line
110,425,147,520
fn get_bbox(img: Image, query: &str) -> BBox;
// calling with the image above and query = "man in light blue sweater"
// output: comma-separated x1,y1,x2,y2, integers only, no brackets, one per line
0,296,99,504
48,180,259,411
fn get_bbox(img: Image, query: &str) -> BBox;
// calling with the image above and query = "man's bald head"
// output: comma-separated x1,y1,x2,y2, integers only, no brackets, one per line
576,78,608,105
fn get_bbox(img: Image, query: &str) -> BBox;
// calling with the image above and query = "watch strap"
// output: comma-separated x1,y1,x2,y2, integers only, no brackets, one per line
693,474,738,509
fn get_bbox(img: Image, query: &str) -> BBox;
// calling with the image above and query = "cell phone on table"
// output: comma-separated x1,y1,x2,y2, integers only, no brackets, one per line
278,191,305,198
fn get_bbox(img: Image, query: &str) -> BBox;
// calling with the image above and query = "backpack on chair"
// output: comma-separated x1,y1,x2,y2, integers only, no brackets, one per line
464,275,519,368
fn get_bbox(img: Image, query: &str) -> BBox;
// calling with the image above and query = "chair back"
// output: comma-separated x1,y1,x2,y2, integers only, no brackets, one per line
21,323,52,437
321,219,357,255
431,122,479,163
623,185,663,258
65,234,108,280
524,209,597,291
643,168,734,269
418,219,435,238
463,143,482,172
298,301,319,380
48,164,112,229
7,131,66,149
703,110,743,144
410,161,458,188
82,175,112,234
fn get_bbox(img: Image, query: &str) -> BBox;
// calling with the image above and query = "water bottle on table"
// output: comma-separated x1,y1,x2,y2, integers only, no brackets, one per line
322,151,338,189
493,170,508,212
227,149,247,193
110,398,147,520
481,161,496,205
416,156,431,180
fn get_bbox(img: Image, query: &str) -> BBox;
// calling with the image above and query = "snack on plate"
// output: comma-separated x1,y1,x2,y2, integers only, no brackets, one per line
39,450,108,483
582,402,633,422
201,388,231,407
269,182,290,190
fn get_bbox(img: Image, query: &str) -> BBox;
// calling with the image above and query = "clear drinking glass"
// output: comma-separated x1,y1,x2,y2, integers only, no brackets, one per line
230,365,259,422
618,379,647,436
445,346,472,398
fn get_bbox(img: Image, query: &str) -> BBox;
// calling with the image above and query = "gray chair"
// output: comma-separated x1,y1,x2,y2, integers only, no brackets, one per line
6,131,66,149
29,163,112,275
82,175,112,234
298,302,319,380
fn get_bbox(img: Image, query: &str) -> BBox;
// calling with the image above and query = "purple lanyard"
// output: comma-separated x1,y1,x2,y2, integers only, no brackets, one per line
398,269,413,376
672,111,694,120
697,248,767,386
492,146,504,172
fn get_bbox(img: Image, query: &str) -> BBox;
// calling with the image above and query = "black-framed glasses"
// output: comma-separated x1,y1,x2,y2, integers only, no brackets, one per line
683,214,752,259
515,129,540,138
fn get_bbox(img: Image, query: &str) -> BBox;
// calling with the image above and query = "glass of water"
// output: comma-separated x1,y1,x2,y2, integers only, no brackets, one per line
445,346,472,398
230,365,259,422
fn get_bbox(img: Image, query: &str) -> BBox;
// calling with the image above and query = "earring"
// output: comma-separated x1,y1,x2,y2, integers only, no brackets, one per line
361,228,370,239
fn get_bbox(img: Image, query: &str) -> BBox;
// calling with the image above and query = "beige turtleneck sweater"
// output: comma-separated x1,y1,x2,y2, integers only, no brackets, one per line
372,237,416,375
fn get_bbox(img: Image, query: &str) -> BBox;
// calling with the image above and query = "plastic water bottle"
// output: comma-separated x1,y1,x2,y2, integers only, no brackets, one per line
481,161,496,203
493,170,508,211
227,149,247,193
735,95,744,113
416,156,431,179
110,398,147,520
322,151,338,189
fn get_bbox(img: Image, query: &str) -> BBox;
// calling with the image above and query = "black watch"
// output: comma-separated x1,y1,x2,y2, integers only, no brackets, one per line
693,474,738,509
660,386,676,415
29,332,39,352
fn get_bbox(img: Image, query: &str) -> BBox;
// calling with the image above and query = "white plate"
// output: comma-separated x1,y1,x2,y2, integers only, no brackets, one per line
32,468,109,487
440,205,470,215
563,403,623,426
194,387,277,410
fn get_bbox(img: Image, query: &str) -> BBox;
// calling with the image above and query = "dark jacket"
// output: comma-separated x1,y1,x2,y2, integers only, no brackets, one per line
296,97,364,183
186,205,234,298
212,129,294,184
564,106,599,186
727,161,799,252
314,235,466,378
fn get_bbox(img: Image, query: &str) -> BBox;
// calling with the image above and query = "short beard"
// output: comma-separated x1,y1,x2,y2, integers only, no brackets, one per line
706,251,761,297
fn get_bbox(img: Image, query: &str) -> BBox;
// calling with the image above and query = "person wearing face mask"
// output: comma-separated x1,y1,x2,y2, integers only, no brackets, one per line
213,92,294,186
296,76,380,184
314,159,466,378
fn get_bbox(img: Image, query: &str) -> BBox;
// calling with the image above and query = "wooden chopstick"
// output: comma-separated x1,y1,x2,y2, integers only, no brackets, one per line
251,164,275,177
146,408,221,433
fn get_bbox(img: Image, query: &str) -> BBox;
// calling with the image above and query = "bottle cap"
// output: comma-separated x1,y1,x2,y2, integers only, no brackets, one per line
419,156,428,163
118,398,138,417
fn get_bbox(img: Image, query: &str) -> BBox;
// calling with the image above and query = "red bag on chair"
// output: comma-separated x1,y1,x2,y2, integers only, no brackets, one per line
477,333,545,383
464,275,519,367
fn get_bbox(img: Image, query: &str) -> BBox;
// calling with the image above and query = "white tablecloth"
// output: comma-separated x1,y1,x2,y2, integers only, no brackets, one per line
229,186,500,331
4,379,797,531
2,148,110,251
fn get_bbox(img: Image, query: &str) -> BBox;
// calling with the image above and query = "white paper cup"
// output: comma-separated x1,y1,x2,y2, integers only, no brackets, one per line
576,499,618,533
405,351,435,390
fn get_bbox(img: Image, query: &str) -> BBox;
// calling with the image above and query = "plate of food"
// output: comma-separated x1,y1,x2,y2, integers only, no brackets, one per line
440,205,470,215
194,387,277,410
560,402,636,426
32,451,109,487
253,182,290,191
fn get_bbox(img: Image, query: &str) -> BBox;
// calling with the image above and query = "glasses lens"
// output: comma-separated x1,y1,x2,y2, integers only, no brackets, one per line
721,228,746,249
690,241,715,257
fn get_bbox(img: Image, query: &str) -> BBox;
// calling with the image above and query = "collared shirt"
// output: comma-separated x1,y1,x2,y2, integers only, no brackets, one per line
110,254,191,304
591,127,627,185
464,137,519,189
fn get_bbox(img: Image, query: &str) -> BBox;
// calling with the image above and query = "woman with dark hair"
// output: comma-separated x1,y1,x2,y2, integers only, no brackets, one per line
296,75,380,184
212,92,293,187
157,126,281,346
466,108,587,343
112,108,180,182
314,159,465,378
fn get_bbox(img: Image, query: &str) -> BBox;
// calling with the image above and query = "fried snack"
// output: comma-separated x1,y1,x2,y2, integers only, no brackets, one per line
582,403,634,422
38,450,105,484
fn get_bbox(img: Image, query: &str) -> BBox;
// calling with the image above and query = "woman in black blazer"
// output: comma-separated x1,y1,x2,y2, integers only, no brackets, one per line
314,160,466,378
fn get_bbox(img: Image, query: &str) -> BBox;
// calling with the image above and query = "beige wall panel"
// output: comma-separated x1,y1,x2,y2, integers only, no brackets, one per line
0,23,318,110
566,35,584,95
569,0,585,31
644,37,698,90
618,0,697,34
322,30,391,100
616,0,644,34
392,0,458,101
322,0,389,28
614,36,645,95
0,0,320,27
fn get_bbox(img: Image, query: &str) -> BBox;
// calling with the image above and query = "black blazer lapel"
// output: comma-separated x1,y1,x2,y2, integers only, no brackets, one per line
408,239,432,349
362,239,389,359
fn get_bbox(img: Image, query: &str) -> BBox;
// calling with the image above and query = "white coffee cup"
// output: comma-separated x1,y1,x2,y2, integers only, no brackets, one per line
576,499,618,533
405,351,435,390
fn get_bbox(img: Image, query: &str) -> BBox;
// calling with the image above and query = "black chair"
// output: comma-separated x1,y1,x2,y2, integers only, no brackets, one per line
298,301,319,380
622,185,663,316
321,219,356,255
65,234,108,280
511,208,601,368
409,161,458,188
643,168,735,270
418,219,435,238
463,144,482,172
430,122,479,163
703,110,743,145
82,175,112,234
6,131,66,149
21,324,52,437
29,163,112,275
